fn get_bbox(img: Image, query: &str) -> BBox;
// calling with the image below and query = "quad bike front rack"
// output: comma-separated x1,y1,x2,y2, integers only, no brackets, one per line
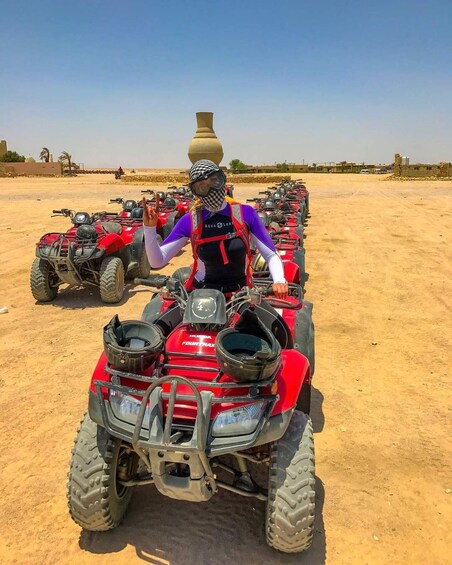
93,356,278,501
38,234,102,286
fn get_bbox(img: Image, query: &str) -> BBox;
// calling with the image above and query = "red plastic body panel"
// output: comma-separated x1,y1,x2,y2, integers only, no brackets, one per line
282,260,299,283
97,233,128,252
90,294,311,424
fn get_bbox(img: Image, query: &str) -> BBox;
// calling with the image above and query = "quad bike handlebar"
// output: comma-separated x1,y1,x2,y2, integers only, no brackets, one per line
109,198,124,204
52,208,74,218
134,277,303,312
141,189,155,195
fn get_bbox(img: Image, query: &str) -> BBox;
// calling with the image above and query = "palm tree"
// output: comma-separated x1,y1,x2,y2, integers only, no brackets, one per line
59,151,73,174
40,147,50,162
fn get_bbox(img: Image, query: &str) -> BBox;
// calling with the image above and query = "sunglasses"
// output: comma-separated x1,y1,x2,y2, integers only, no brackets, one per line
190,171,225,197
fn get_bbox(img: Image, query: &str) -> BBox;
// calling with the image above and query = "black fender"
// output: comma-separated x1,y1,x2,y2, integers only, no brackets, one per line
293,300,315,376
129,226,145,264
293,248,306,285
162,210,179,240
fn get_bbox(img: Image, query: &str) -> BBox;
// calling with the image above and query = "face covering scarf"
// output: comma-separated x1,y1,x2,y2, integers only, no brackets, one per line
198,186,226,214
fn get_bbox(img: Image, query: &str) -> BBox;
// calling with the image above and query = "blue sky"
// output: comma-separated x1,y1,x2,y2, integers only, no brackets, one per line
1,0,451,167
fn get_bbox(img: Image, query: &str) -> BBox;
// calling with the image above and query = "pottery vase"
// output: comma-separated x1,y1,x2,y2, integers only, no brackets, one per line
188,112,224,165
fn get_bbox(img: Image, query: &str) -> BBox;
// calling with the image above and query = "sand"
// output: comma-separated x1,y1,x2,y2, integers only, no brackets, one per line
0,173,450,564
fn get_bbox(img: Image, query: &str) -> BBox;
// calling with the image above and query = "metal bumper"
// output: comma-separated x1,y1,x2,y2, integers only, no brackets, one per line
88,372,291,500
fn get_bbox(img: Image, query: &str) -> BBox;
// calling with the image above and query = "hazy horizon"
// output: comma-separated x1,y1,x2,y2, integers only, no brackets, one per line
1,0,451,168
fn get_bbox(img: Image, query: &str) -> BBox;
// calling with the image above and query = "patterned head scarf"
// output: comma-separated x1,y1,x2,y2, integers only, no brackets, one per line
189,160,226,214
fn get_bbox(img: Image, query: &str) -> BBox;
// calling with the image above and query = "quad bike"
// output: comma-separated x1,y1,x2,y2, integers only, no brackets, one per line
252,231,306,288
30,208,150,303
156,197,189,240
67,275,315,553
108,198,139,218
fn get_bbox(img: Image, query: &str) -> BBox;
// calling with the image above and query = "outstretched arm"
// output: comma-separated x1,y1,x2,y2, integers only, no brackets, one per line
143,196,189,268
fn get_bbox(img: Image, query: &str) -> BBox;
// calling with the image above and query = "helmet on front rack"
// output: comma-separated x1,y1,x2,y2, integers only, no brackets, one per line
263,200,276,211
103,315,164,373
73,212,92,226
251,252,267,272
123,199,138,212
131,207,143,219
76,224,98,242
163,197,176,208
215,309,281,382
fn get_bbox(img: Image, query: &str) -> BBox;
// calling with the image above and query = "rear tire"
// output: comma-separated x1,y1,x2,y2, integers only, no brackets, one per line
30,258,58,302
266,411,315,553
100,256,124,303
67,413,136,531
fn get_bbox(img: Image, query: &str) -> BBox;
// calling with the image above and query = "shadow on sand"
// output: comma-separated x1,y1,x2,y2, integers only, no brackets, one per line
34,282,140,310
79,387,327,564
79,476,326,565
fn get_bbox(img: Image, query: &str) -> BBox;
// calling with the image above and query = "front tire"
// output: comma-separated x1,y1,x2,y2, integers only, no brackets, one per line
67,413,136,531
99,256,124,303
266,411,315,553
30,258,59,302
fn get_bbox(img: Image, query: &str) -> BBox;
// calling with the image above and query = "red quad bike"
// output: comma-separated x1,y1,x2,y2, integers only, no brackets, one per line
294,179,310,214
252,231,306,288
108,197,139,218
67,275,315,553
30,208,150,303
155,196,188,240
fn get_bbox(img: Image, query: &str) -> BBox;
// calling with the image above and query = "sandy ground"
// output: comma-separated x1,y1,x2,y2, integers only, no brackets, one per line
0,173,450,565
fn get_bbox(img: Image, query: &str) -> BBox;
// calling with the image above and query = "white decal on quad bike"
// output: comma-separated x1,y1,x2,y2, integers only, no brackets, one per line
191,297,217,320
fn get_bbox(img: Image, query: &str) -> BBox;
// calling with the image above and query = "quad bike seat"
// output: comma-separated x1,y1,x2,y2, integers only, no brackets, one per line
100,222,122,234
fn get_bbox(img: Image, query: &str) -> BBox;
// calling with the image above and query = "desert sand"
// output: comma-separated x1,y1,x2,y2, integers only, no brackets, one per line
0,173,450,564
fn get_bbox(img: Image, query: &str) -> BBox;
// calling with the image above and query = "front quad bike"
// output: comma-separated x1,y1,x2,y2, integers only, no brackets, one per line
67,276,316,553
30,209,149,304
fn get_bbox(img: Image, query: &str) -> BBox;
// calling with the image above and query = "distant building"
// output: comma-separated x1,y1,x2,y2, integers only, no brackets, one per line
0,140,7,160
0,138,62,175
394,153,451,178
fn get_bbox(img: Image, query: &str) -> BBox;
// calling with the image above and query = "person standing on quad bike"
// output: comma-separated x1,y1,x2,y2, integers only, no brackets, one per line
142,159,288,298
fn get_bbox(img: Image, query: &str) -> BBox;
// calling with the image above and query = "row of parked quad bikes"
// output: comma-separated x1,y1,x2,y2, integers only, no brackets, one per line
40,180,316,554
30,185,200,303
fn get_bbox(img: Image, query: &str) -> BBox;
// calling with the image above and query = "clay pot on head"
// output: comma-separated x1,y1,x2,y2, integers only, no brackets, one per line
188,112,224,165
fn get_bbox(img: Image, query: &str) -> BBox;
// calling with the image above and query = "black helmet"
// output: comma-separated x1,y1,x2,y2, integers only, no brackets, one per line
215,310,281,382
131,207,143,219
263,200,275,211
73,211,92,226
123,199,138,212
257,212,271,227
157,191,166,199
163,197,176,208
103,315,164,373
280,201,292,211
76,224,98,242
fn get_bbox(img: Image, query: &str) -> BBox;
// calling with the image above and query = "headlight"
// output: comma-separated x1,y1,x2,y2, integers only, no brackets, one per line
211,401,267,437
109,389,150,425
